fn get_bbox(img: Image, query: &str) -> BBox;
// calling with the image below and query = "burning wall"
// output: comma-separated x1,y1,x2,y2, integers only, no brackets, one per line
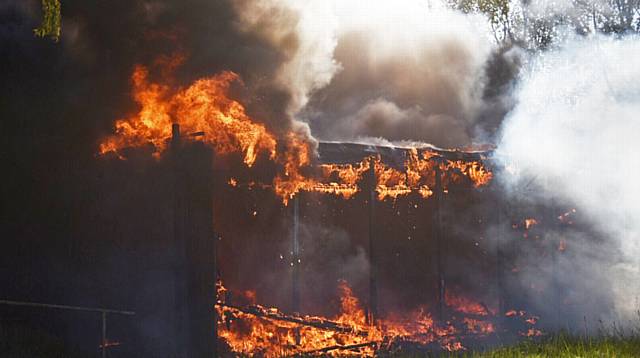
92,24,620,356
3,0,635,356
95,57,560,355
99,59,493,205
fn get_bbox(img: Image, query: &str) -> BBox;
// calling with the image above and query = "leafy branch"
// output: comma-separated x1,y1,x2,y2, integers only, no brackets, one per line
34,0,61,42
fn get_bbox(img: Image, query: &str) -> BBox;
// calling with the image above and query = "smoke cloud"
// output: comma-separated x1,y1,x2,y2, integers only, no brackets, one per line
234,0,498,148
496,34,640,324
4,0,511,149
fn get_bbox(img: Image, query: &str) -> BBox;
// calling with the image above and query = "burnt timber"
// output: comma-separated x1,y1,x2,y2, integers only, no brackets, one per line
316,141,491,167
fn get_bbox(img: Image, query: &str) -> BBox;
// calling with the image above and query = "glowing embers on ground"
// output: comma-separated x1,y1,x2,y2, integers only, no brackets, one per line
99,62,493,205
216,280,540,356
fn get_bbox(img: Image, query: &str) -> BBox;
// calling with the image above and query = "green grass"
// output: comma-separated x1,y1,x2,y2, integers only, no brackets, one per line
460,333,640,358
4,321,640,357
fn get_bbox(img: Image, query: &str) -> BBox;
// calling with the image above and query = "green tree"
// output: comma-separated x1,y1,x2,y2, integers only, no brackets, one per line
34,0,61,42
450,0,640,50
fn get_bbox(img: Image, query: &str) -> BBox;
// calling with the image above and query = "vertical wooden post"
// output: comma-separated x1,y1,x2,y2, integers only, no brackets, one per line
101,311,107,358
170,123,187,355
169,123,217,356
292,195,300,314
291,195,301,345
368,157,378,325
213,231,218,358
433,160,445,321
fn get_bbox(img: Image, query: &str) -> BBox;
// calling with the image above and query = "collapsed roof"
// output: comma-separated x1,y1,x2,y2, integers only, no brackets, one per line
317,141,492,168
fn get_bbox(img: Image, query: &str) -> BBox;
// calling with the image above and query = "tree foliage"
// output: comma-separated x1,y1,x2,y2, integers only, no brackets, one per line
449,0,640,49
34,0,61,42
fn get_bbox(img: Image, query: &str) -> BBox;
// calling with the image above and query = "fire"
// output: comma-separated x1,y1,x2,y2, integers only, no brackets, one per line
215,279,537,356
505,310,519,317
216,280,380,356
306,149,489,202
522,328,543,337
462,318,495,334
444,160,493,187
524,218,538,230
272,132,318,205
558,239,566,251
95,58,544,355
558,208,576,225
100,61,493,205
100,65,276,167
445,290,492,316
173,72,277,166
334,280,368,329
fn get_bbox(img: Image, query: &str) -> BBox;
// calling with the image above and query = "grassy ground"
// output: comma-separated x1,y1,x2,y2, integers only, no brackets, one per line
460,333,640,358
3,323,640,357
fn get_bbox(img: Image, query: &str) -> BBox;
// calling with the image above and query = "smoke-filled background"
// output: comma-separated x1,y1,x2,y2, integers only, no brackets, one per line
234,0,496,148
2,0,640,355
496,34,640,324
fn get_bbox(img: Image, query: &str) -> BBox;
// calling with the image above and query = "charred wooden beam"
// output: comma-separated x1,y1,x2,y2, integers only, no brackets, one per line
170,123,217,357
216,302,370,337
302,341,378,354
317,141,491,167
170,123,188,354
291,194,302,345
292,195,300,314
213,232,218,358
433,160,445,321
368,157,378,324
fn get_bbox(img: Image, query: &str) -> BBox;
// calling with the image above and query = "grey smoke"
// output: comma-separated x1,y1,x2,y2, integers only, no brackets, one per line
496,34,640,324
234,0,498,148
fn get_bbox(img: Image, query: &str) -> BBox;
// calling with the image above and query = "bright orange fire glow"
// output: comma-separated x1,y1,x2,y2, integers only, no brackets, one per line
99,66,276,167
216,280,380,356
445,290,493,317
524,218,538,230
99,63,493,205
99,58,539,357
215,280,537,356
97,60,539,356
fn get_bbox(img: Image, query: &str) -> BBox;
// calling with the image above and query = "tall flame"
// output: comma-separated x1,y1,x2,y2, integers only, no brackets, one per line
98,61,540,355
100,66,276,167
100,61,493,204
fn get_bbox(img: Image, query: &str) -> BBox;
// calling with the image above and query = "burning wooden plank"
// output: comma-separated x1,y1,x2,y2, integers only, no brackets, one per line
302,341,379,355
216,302,371,336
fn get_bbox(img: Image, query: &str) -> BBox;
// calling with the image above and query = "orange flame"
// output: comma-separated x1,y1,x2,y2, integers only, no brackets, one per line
445,290,492,316
524,218,538,230
100,66,276,167
214,280,535,356
100,61,492,205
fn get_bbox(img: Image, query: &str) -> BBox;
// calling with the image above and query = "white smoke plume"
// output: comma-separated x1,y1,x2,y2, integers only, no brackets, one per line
496,34,640,323
233,0,341,118
234,0,496,148
235,0,640,328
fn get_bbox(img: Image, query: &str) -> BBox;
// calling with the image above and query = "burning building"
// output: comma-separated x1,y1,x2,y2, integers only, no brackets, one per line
2,0,635,357
95,59,571,356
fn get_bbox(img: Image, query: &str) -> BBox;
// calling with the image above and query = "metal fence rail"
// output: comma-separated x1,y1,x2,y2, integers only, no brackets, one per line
0,299,135,358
